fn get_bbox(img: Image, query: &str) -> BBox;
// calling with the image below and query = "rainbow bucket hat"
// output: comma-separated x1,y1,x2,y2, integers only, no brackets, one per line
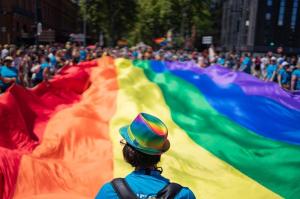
119,113,170,155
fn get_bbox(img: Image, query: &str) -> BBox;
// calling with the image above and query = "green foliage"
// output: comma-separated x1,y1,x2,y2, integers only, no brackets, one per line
79,0,213,46
80,0,137,46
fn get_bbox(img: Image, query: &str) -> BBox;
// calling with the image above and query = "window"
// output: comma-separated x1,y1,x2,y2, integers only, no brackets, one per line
291,0,299,31
267,0,273,6
266,13,271,20
278,0,286,26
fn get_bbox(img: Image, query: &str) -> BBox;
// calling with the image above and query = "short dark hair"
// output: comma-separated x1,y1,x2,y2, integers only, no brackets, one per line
123,144,161,168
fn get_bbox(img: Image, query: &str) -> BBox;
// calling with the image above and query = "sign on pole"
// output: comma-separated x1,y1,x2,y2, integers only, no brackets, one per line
70,34,85,42
202,36,213,45
39,29,55,43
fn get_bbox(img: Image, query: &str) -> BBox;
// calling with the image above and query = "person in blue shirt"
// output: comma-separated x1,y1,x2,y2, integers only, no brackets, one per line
96,113,196,199
265,57,278,81
132,50,138,59
48,50,57,69
0,56,18,92
277,61,291,89
291,63,300,91
32,56,51,86
79,47,87,62
239,53,252,74
217,55,225,66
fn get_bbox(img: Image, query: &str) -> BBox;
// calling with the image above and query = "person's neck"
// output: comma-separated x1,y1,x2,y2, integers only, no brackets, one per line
135,166,156,171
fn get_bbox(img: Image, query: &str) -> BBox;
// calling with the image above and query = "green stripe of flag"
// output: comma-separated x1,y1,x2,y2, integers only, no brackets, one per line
133,60,300,199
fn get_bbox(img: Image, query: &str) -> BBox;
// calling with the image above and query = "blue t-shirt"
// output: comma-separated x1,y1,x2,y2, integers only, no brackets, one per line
278,68,290,84
132,51,138,59
292,69,300,90
266,64,277,79
240,57,252,73
49,55,57,67
80,50,87,61
95,170,196,199
0,65,18,90
0,66,4,89
217,58,225,66
35,62,50,80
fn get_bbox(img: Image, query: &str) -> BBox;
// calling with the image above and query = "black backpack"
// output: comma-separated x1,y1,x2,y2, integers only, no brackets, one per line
111,178,182,199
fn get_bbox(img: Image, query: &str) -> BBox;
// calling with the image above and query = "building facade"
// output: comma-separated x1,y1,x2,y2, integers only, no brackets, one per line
221,0,300,53
0,0,79,44
0,0,35,44
210,0,223,48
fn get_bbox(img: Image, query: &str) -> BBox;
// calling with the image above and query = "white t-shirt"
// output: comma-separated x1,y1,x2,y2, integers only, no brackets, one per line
1,49,9,59
260,57,269,70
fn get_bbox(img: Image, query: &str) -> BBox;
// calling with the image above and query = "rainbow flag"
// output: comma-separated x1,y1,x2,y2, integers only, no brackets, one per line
154,37,168,46
1,57,300,199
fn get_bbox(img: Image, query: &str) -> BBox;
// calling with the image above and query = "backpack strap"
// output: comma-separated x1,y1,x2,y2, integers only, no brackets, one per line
156,182,183,199
111,178,138,199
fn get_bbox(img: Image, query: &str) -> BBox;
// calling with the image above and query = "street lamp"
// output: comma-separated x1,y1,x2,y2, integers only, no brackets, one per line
34,0,40,45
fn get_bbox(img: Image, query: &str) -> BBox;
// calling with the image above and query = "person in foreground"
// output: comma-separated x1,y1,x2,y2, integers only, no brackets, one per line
95,113,196,199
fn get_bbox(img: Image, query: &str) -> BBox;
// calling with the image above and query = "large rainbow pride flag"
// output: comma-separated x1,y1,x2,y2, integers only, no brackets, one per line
1,57,300,199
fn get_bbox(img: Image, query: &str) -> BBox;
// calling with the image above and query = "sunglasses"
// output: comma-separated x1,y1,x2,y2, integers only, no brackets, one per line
120,139,126,146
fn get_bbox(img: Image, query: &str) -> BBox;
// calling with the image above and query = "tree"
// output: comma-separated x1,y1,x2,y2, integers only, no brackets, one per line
79,0,137,46
79,0,213,47
129,0,213,47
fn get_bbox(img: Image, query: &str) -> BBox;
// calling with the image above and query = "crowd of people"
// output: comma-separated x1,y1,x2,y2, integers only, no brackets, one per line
213,51,300,91
0,43,100,92
1,43,300,93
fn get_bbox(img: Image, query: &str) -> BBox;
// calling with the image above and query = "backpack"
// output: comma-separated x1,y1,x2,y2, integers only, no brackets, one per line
111,178,182,199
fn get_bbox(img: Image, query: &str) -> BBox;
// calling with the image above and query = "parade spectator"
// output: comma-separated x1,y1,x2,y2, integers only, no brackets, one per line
21,54,33,87
265,57,278,81
198,50,209,68
0,56,19,92
276,47,285,65
290,55,298,68
13,50,24,70
79,47,87,62
1,42,300,93
240,53,252,74
224,52,237,69
48,49,57,69
291,63,300,91
32,56,51,86
260,55,269,78
96,113,196,199
252,56,261,78
1,45,9,59
217,54,225,66
278,61,291,89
